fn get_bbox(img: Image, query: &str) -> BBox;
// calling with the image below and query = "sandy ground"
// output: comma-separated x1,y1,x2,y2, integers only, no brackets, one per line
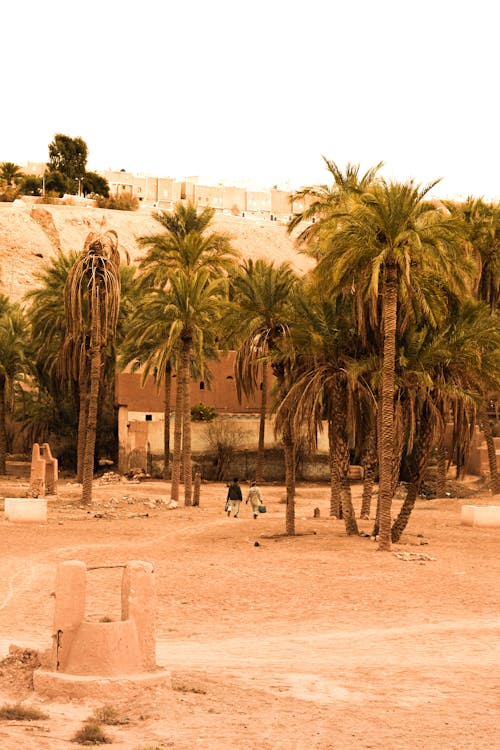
0,475,499,749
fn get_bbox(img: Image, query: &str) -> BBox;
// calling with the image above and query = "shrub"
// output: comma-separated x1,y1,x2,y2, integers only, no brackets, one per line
95,193,139,211
0,702,48,721
0,186,21,202
91,704,129,725
205,421,246,480
191,403,217,421
72,720,111,744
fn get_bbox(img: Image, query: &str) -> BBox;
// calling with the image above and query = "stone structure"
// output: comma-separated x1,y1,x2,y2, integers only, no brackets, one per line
34,560,170,699
29,442,58,497
461,504,500,527
4,497,47,522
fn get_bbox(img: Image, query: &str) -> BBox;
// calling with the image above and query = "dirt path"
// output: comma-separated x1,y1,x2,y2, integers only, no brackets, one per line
0,476,499,749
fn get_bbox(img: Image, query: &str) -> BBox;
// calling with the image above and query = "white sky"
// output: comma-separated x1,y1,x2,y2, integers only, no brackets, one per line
2,0,498,199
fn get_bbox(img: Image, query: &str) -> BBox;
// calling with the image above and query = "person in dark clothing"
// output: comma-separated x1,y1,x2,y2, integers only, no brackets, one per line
226,478,242,517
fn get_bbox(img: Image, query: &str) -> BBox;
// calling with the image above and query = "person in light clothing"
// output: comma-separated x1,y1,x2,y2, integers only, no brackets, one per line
246,481,263,519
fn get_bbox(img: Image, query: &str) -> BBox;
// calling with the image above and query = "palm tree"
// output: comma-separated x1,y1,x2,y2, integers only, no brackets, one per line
306,179,472,550
288,158,384,248
64,230,121,504
0,296,30,474
391,300,500,541
275,289,371,535
0,162,23,187
224,259,298,483
138,202,237,285
459,198,500,491
128,271,228,504
137,201,238,502
26,249,137,479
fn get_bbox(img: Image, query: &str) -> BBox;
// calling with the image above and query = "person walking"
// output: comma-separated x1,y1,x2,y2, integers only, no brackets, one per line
246,480,263,519
226,478,242,518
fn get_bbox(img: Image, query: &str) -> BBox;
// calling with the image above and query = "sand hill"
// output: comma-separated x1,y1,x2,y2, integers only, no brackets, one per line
0,202,313,302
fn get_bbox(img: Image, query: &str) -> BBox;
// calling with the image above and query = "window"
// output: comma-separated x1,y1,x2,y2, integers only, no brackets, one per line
145,414,152,421
200,381,205,390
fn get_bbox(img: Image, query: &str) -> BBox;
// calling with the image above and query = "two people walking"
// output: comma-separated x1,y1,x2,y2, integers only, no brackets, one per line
226,478,263,519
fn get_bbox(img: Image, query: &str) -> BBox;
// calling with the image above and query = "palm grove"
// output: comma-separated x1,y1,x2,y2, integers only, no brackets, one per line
0,159,498,552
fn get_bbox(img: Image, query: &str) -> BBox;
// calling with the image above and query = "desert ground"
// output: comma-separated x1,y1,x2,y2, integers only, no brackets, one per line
0,474,499,749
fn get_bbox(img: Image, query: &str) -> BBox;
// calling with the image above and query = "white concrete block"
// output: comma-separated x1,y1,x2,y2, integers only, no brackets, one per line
472,505,500,528
4,497,47,523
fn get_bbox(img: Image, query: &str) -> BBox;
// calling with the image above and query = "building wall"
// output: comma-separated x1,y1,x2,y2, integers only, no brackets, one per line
116,352,264,415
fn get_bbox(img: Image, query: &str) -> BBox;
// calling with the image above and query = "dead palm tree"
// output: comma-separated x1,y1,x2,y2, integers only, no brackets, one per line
64,230,121,504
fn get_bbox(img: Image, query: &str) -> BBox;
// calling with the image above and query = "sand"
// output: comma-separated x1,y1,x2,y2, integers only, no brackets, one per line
0,474,498,749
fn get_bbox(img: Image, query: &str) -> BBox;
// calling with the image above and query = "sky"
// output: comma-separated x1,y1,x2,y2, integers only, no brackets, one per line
2,0,499,199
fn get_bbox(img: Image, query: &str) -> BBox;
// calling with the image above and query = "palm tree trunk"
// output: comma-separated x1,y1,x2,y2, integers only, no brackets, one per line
391,413,434,543
435,421,447,497
76,374,88,482
331,381,358,535
328,419,342,518
162,361,172,479
391,400,405,495
378,264,398,551
255,361,268,483
182,337,193,506
360,425,377,519
0,373,6,475
479,402,500,493
283,424,296,535
82,291,101,505
171,364,183,504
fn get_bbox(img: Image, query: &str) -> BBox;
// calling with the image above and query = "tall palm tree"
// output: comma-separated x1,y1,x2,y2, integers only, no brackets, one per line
0,296,30,474
64,230,121,504
138,202,237,286
307,179,472,550
224,259,298,483
26,250,137,479
128,270,228,504
137,201,238,501
288,158,384,249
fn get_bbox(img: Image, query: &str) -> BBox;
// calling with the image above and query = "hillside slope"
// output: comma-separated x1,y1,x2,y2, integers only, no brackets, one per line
0,203,313,302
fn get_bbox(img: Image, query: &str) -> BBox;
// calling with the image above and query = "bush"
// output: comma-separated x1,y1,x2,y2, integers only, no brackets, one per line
95,193,139,211
0,186,21,202
90,704,129,725
72,720,111,744
191,403,217,421
0,702,48,721
205,421,245,480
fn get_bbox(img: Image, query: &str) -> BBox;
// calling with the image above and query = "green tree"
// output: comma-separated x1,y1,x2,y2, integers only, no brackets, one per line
459,197,500,491
0,162,23,187
0,296,30,474
306,179,471,550
225,258,298,484
136,201,238,503
83,171,110,198
391,301,500,541
48,133,88,186
276,288,369,535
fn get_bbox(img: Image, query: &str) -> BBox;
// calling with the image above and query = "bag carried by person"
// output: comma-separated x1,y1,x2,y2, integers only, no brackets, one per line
258,505,267,513
224,501,230,512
